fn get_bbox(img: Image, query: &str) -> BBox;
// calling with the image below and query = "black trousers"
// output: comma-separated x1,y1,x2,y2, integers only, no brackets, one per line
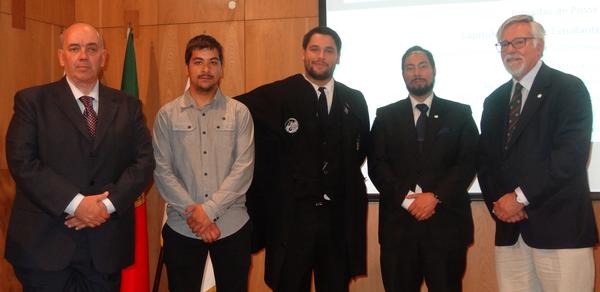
276,201,349,292
14,235,121,292
380,239,467,292
162,221,251,292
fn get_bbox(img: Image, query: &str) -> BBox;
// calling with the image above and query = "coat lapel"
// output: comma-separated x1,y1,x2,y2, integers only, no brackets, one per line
333,82,358,124
422,96,444,156
52,78,94,142
506,64,550,150
491,81,512,150
94,84,119,149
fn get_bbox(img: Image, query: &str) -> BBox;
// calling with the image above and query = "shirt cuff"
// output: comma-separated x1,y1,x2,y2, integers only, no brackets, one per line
514,187,529,206
65,194,84,216
202,201,219,223
102,198,116,214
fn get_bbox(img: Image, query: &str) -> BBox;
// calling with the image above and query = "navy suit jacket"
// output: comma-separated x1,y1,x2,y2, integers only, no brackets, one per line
5,77,155,273
478,63,598,248
369,96,478,249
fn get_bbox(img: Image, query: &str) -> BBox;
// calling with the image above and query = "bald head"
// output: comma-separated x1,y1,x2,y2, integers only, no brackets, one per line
60,23,104,50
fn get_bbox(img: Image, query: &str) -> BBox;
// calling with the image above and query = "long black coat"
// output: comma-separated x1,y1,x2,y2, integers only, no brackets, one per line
236,74,369,288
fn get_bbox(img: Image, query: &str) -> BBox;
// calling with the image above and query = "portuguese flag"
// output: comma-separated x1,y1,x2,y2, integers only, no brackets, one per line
120,27,150,292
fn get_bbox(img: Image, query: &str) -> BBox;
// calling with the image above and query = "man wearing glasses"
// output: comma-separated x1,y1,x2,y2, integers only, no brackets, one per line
478,14,597,292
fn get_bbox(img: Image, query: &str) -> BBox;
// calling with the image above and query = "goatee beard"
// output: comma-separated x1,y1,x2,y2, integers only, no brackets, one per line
306,66,333,81
407,81,434,97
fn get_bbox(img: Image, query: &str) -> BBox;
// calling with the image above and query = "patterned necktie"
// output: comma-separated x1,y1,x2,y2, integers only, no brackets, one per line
79,95,97,138
415,103,429,153
505,82,523,147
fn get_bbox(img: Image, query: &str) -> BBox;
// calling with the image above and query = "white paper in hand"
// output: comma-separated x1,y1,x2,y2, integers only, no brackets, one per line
401,184,422,210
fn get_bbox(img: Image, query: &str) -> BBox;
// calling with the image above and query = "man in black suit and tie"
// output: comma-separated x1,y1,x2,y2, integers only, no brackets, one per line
478,14,597,292
236,26,369,291
368,46,478,292
5,22,155,291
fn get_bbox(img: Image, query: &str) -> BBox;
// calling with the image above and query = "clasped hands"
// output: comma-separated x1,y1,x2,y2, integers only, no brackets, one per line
185,204,221,243
493,192,528,223
65,191,110,230
407,192,438,221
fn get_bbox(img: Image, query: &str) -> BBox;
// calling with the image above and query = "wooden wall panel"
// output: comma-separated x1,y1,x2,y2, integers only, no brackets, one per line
157,21,245,106
350,203,385,291
245,0,317,20
594,204,600,291
1,0,10,14
10,0,24,29
26,0,75,26
0,170,20,292
157,0,244,24
75,0,157,27
244,17,318,91
0,16,63,169
74,0,100,28
248,250,270,291
98,26,160,129
464,202,498,292
146,186,168,292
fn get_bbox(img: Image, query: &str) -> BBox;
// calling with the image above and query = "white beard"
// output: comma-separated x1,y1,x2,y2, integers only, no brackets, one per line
503,53,527,79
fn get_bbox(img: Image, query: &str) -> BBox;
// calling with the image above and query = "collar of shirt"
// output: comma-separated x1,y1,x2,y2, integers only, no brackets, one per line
511,59,543,110
303,74,335,111
66,76,100,113
409,93,434,124
179,88,225,110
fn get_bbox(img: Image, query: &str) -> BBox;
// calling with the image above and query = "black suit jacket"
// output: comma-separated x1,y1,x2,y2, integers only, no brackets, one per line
236,74,369,288
5,77,155,273
369,96,478,249
478,63,598,248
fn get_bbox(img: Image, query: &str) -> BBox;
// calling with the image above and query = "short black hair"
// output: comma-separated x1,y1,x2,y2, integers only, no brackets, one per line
302,26,342,53
185,34,223,65
401,46,436,71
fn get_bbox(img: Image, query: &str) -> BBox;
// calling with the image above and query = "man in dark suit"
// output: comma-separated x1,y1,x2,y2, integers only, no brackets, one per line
5,22,155,291
236,26,369,291
478,15,597,292
368,46,478,292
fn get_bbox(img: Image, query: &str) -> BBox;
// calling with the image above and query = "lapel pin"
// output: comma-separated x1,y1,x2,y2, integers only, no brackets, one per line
434,115,439,119
537,93,542,98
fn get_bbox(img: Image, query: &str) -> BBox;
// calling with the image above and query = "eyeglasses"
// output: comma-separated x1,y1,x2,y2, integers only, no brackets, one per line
495,37,535,52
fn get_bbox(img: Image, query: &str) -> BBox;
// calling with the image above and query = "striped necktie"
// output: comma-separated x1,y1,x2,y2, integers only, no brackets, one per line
505,82,523,147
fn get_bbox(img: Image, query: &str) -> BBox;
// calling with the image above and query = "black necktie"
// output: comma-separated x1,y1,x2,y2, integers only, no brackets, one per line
415,103,429,152
505,82,523,147
317,87,328,119
79,95,97,138
317,87,329,132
